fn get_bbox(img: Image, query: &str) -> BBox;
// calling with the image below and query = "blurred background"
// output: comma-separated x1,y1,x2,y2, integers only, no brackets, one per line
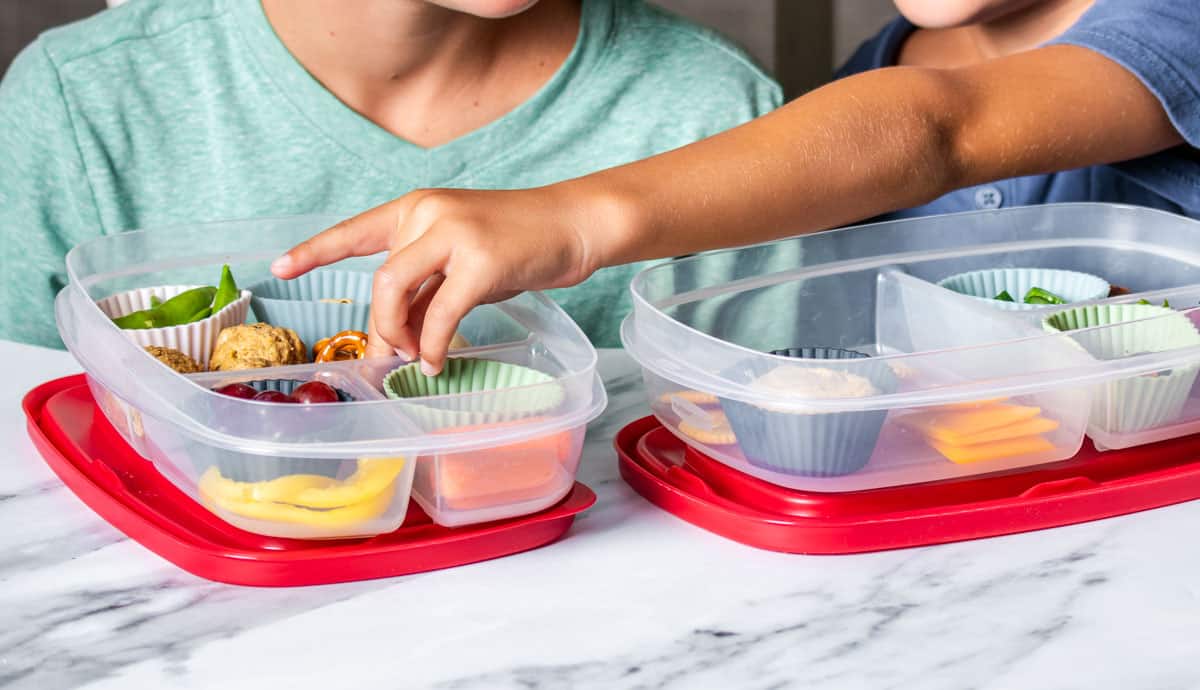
0,0,898,97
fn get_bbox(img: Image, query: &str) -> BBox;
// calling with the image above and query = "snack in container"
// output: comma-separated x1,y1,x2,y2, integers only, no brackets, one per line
938,267,1109,310
144,345,203,374
719,347,897,477
897,399,1060,464
209,323,307,371
249,269,373,353
95,284,251,368
1043,303,1200,433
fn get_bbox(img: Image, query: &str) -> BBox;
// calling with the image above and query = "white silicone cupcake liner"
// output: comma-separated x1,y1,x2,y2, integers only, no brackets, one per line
938,267,1109,310
96,286,251,369
1044,303,1200,434
249,270,372,354
719,348,897,477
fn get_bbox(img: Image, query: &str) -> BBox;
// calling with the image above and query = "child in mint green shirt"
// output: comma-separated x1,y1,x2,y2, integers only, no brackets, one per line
0,0,780,348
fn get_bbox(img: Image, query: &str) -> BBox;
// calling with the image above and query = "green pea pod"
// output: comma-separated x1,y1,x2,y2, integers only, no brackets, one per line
156,287,218,327
183,306,213,324
112,308,164,330
1023,287,1066,305
212,264,239,314
150,295,163,308
993,290,1015,302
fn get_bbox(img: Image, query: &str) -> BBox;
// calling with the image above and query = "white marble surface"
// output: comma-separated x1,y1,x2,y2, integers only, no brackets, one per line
3,339,1200,690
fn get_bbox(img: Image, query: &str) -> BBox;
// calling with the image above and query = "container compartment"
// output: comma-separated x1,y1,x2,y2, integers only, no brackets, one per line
624,204,1200,492
56,215,605,538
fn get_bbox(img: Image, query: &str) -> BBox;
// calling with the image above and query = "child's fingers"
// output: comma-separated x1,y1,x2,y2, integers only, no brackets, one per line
273,203,397,279
417,276,488,376
369,235,447,362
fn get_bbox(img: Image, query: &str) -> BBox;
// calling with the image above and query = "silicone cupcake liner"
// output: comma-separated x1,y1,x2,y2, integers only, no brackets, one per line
383,358,565,429
719,347,897,477
938,268,1110,310
96,286,252,368
1044,303,1200,434
249,270,372,354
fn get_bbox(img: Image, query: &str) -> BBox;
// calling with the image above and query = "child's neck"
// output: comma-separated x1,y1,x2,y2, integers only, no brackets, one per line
900,0,1093,68
262,0,580,148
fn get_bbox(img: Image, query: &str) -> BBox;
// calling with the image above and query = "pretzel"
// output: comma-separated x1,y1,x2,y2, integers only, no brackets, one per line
314,330,369,362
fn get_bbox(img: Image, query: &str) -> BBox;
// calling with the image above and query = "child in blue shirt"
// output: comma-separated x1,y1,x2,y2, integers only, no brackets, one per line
276,0,1200,373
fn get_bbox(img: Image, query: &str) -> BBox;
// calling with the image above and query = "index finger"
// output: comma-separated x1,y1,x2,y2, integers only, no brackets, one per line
272,198,407,279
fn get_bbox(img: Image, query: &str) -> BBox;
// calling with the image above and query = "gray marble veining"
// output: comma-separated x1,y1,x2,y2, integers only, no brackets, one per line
2,341,1198,690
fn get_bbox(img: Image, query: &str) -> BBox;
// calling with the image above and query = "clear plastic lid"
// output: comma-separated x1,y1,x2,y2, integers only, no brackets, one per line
59,215,606,458
623,203,1200,414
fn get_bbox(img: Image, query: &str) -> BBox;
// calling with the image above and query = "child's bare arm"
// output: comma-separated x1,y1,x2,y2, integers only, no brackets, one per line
275,44,1181,372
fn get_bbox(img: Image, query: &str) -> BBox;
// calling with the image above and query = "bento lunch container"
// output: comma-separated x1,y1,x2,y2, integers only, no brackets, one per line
623,204,1200,492
56,215,606,537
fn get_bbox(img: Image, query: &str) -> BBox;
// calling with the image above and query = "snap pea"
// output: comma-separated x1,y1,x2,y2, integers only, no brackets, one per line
211,264,239,314
111,286,216,330
1023,287,1066,305
993,290,1015,302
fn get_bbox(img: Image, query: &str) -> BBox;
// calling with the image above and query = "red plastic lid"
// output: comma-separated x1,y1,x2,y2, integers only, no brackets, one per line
617,415,1200,554
24,375,595,587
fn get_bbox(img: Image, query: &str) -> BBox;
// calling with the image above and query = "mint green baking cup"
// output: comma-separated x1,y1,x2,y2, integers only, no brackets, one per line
1044,303,1200,433
939,268,1109,310
382,358,565,429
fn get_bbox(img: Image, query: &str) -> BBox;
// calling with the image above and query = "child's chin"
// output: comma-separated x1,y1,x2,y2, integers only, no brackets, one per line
894,0,1039,29
434,0,542,19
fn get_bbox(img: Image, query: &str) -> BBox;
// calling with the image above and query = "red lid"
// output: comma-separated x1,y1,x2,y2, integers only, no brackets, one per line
23,375,595,587
617,415,1200,554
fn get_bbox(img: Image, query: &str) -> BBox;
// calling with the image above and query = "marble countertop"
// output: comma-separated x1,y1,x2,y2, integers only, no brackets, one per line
3,339,1199,690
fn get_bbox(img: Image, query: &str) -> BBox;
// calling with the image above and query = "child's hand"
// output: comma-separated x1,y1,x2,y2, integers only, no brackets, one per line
271,186,616,374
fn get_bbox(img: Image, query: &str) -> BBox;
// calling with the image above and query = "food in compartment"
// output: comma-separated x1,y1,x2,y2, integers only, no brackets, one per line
213,379,342,404
209,323,307,371
678,408,737,445
746,365,879,410
199,457,406,529
314,330,369,362
993,286,1066,305
426,421,575,511
897,400,1060,464
144,345,203,374
720,348,896,477
111,264,240,330
938,268,1109,308
657,390,720,406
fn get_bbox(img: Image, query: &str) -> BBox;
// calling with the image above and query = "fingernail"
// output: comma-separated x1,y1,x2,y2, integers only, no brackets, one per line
420,359,438,377
270,255,293,275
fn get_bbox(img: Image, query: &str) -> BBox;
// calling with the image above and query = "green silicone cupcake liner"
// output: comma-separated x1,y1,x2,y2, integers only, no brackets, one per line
938,267,1109,310
1044,303,1200,434
382,358,565,429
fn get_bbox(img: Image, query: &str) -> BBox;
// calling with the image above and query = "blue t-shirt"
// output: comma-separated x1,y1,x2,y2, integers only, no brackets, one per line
837,0,1200,220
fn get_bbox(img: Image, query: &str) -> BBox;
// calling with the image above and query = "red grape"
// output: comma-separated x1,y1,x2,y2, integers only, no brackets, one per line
253,390,297,403
215,383,258,399
291,381,340,404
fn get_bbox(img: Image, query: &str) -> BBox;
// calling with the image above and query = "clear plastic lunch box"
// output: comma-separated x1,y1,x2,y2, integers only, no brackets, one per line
622,203,1200,492
56,215,606,538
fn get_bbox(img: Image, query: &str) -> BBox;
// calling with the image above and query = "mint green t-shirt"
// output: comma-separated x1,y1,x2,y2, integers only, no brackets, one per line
0,0,780,349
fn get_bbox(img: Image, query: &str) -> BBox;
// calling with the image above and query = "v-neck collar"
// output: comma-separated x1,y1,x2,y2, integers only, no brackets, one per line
228,0,606,186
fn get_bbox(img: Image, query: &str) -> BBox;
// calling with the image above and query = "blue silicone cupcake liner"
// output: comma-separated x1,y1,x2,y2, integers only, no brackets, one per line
720,347,897,477
938,267,1110,311
249,270,373,356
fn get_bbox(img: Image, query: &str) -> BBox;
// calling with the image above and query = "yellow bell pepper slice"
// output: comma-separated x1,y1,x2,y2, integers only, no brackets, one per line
202,476,396,528
198,458,405,509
